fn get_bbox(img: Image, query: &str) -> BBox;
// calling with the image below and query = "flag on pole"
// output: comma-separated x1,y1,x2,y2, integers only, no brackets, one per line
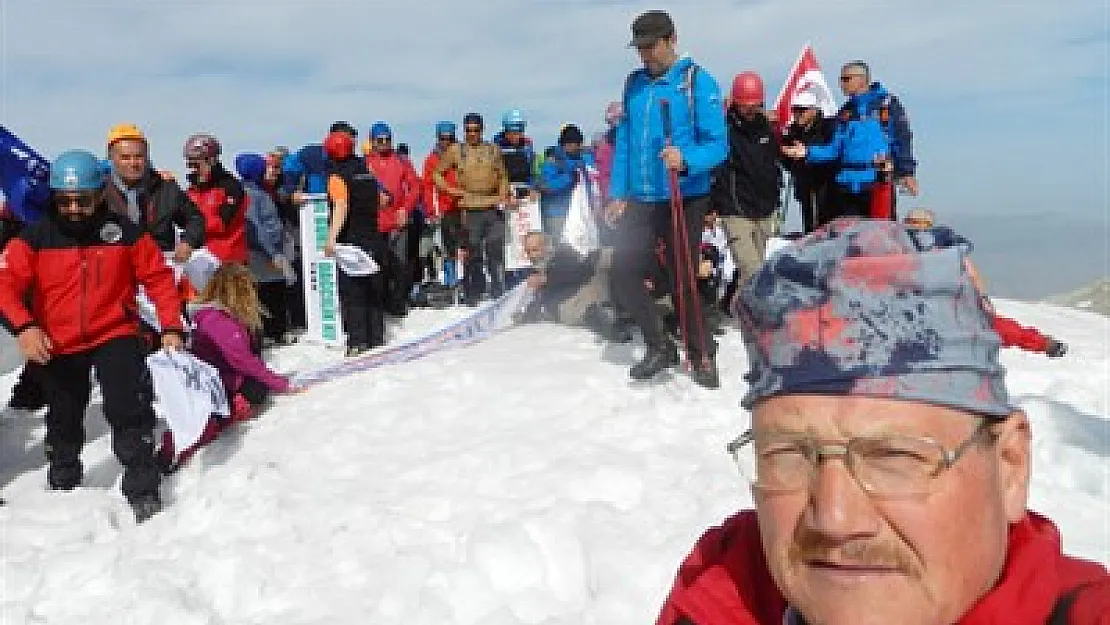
772,44,839,134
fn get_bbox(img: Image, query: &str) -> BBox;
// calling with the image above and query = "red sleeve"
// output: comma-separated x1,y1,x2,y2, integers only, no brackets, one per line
422,155,440,218
992,315,1050,353
131,234,183,333
400,159,421,213
0,238,36,332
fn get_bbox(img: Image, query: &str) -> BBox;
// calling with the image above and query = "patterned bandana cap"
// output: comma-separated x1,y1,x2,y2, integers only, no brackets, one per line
736,218,1012,417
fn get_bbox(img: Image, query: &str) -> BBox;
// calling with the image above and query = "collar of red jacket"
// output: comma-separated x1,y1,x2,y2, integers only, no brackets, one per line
658,510,1106,625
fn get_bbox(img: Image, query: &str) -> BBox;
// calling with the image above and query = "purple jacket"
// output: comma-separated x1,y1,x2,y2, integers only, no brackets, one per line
190,305,290,395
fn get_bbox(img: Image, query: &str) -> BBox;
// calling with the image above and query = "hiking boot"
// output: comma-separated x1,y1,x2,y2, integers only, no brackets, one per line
345,345,370,358
689,357,721,389
1046,337,1068,358
630,342,679,380
129,493,162,524
47,459,83,491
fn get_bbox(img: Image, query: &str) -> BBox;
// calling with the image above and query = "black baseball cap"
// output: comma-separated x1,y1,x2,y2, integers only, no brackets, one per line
329,121,357,137
629,10,675,48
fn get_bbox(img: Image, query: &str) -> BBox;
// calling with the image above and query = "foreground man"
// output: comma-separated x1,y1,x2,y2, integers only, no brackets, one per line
0,150,183,522
655,218,1108,625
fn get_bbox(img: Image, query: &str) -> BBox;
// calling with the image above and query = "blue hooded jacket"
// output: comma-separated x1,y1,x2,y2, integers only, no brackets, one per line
0,126,50,223
538,147,595,218
807,82,916,193
609,57,728,203
281,144,328,195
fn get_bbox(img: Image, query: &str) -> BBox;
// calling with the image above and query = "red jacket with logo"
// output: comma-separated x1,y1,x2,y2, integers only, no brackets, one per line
364,152,421,233
656,510,1109,625
422,149,460,218
186,163,248,263
0,210,183,355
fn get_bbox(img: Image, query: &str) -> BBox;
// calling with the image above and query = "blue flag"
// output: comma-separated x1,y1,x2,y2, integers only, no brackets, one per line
0,126,50,223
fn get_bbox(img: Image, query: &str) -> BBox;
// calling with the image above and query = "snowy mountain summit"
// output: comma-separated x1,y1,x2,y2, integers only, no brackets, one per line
1,298,1107,623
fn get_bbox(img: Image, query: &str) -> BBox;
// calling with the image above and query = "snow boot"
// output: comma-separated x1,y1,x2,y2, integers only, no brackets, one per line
689,356,721,389
129,493,162,524
45,446,83,491
630,341,680,380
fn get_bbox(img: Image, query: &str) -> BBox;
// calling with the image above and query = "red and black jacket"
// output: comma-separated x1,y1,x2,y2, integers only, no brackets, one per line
186,163,248,263
104,168,206,253
0,208,183,356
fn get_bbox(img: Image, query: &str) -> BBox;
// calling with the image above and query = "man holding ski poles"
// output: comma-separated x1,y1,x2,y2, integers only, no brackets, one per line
605,10,728,389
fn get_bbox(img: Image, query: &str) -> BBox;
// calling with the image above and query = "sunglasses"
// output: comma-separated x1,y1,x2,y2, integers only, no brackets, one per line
437,135,455,142
373,136,391,143
55,193,97,208
840,74,865,82
464,126,482,133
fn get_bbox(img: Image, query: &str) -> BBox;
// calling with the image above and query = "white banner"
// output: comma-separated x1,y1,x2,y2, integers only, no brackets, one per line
505,193,542,271
299,194,344,347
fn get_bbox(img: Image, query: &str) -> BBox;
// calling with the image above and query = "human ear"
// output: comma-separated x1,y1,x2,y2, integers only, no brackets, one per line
994,412,1031,523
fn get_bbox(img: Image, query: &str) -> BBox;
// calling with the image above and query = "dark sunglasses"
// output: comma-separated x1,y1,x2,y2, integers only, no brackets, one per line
437,135,455,142
55,193,98,208
373,136,391,143
840,74,864,82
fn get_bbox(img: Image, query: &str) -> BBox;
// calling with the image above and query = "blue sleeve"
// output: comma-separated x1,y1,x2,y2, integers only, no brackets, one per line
806,124,845,164
678,71,728,176
245,190,283,259
281,154,304,195
539,159,573,194
609,96,631,201
887,96,916,177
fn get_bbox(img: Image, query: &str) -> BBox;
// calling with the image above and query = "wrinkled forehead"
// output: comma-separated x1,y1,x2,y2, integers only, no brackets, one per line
751,393,981,438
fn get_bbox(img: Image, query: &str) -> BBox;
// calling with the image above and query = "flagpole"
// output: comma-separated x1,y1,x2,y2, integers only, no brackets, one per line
772,42,811,113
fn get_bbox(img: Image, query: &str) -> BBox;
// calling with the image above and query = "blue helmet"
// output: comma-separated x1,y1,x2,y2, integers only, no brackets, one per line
435,120,456,136
234,153,267,185
49,150,105,191
501,109,526,131
370,121,392,139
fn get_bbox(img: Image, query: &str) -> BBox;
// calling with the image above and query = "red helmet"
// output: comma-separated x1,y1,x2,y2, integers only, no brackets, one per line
730,71,765,106
323,131,354,160
183,133,221,159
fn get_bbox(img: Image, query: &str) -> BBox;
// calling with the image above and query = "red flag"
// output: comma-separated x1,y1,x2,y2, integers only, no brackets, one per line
772,44,839,134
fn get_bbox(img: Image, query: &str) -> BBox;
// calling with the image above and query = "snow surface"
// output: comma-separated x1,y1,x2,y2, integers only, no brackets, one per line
1,298,1107,624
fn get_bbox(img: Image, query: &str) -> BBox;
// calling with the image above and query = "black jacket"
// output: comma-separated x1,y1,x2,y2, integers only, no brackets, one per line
782,116,837,202
103,169,206,253
710,111,782,218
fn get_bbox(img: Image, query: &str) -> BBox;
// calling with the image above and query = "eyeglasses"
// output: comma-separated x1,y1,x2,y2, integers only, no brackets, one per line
373,136,391,143
727,420,996,497
55,193,98,209
840,74,865,82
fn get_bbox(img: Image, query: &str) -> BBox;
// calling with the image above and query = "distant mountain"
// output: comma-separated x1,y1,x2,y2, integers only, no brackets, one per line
1045,278,1110,317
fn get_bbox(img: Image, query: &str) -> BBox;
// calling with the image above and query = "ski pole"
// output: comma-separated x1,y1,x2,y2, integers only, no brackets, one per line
660,100,711,372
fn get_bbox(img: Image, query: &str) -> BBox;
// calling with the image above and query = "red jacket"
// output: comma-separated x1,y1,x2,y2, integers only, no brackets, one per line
0,211,183,355
656,510,1109,625
186,163,248,263
364,151,421,232
421,150,459,218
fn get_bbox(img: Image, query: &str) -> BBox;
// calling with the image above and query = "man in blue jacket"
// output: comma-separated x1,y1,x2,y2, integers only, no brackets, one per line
537,124,593,240
605,10,728,389
783,60,917,220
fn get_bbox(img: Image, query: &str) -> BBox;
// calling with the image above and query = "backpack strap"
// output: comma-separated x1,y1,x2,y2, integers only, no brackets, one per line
622,64,701,137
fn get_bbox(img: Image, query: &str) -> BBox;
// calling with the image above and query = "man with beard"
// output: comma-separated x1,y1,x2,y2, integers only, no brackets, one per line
710,71,782,288
654,218,1108,625
606,10,728,388
0,150,184,522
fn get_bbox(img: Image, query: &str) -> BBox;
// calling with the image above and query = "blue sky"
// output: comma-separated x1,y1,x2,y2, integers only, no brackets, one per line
1,0,1106,294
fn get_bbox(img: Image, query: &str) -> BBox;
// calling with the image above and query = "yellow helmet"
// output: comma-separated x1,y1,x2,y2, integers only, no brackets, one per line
107,123,146,147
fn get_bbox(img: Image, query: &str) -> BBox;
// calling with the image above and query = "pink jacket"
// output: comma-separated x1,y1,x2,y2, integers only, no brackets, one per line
190,305,290,396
